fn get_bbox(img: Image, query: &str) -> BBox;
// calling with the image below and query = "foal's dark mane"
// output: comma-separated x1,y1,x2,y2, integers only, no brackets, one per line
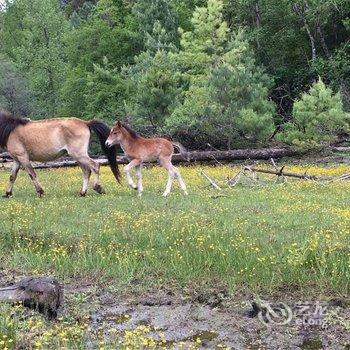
121,122,139,139
0,111,30,148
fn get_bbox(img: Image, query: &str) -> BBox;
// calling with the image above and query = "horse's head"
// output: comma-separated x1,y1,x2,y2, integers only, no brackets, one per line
106,121,139,148
105,121,123,148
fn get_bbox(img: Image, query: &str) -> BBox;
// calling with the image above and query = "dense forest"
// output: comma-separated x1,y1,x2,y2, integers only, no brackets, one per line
0,0,349,149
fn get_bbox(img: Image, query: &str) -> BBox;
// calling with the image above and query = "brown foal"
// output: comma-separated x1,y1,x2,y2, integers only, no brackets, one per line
105,121,188,196
0,111,120,197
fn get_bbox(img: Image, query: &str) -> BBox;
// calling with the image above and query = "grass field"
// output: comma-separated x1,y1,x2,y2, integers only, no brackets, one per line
0,162,349,348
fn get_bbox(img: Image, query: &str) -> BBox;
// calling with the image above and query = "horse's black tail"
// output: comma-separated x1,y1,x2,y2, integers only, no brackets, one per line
88,120,121,183
0,111,30,148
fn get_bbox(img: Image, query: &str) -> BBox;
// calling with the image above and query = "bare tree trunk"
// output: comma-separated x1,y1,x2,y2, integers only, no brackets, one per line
291,1,316,60
254,0,261,49
316,18,330,58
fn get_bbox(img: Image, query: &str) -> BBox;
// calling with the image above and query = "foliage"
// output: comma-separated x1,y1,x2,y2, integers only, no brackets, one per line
279,78,350,147
167,1,275,148
123,50,181,134
132,0,179,51
0,55,33,116
0,0,349,147
60,0,141,118
0,0,69,117
84,57,126,122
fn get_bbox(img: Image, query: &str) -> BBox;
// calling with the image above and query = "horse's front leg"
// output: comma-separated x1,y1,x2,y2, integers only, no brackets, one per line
3,160,20,198
124,159,141,191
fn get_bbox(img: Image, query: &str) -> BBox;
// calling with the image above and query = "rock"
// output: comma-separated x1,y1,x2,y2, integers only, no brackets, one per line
0,276,63,319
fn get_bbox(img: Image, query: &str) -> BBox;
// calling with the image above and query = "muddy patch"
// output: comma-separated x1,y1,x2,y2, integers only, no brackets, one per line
70,289,350,349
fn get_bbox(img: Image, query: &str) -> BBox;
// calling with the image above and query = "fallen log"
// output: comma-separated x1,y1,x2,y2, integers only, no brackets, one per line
0,148,307,168
0,276,63,319
1,146,348,168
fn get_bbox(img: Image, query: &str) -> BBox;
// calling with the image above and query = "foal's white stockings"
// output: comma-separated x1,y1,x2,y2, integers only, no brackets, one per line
124,159,187,197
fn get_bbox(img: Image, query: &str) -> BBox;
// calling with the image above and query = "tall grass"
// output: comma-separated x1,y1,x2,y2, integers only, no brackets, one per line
0,164,349,295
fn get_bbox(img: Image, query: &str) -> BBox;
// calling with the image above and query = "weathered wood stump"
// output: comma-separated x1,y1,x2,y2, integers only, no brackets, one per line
0,276,63,319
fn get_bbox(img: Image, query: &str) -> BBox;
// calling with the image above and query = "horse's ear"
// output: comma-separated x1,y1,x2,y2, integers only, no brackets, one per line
117,121,121,127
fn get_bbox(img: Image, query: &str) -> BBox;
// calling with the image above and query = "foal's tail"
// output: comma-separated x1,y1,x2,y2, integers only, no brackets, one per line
88,120,121,183
172,142,190,161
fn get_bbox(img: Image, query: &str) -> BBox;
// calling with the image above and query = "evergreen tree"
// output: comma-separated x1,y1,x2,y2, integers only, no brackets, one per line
123,50,180,134
132,0,179,50
84,56,125,122
166,0,229,143
168,0,275,148
207,31,275,146
280,78,350,147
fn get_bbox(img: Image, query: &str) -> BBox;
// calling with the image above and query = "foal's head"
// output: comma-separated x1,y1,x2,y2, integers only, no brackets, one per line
105,121,138,147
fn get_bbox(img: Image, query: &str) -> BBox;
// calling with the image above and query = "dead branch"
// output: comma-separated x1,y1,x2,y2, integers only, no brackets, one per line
243,166,331,180
200,169,222,190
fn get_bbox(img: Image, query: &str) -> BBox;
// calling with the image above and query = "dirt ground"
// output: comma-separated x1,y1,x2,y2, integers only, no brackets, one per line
63,282,350,350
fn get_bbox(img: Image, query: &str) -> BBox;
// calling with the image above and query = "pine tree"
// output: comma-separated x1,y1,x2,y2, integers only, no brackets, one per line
166,0,229,140
123,50,180,134
280,78,350,147
207,30,275,146
132,0,179,51
168,0,275,148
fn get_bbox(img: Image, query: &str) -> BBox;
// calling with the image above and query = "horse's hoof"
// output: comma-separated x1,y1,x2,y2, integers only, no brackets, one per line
79,191,86,197
2,192,12,198
93,184,105,194
184,191,188,195
37,189,44,198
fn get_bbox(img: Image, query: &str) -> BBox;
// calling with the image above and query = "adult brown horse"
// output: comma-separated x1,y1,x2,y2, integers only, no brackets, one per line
105,121,188,196
0,111,120,197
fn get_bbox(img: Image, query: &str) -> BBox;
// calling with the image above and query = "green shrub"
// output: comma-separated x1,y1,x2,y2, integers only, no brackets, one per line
280,78,350,148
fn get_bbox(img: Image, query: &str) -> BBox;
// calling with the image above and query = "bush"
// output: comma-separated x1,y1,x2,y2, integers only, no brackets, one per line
279,78,350,148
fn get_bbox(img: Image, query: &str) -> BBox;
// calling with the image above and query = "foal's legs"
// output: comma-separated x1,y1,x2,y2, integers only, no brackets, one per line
135,164,143,196
3,160,20,198
161,157,188,196
124,159,141,190
173,166,188,195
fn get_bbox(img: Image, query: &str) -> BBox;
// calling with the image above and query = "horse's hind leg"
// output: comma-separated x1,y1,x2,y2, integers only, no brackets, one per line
90,160,105,194
3,161,20,198
173,166,188,195
79,164,91,197
135,164,143,196
20,159,44,197
161,158,175,197
78,157,104,194
161,157,188,196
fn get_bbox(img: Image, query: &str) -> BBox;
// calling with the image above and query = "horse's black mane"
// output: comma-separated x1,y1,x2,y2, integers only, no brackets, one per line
0,111,30,148
121,122,139,139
